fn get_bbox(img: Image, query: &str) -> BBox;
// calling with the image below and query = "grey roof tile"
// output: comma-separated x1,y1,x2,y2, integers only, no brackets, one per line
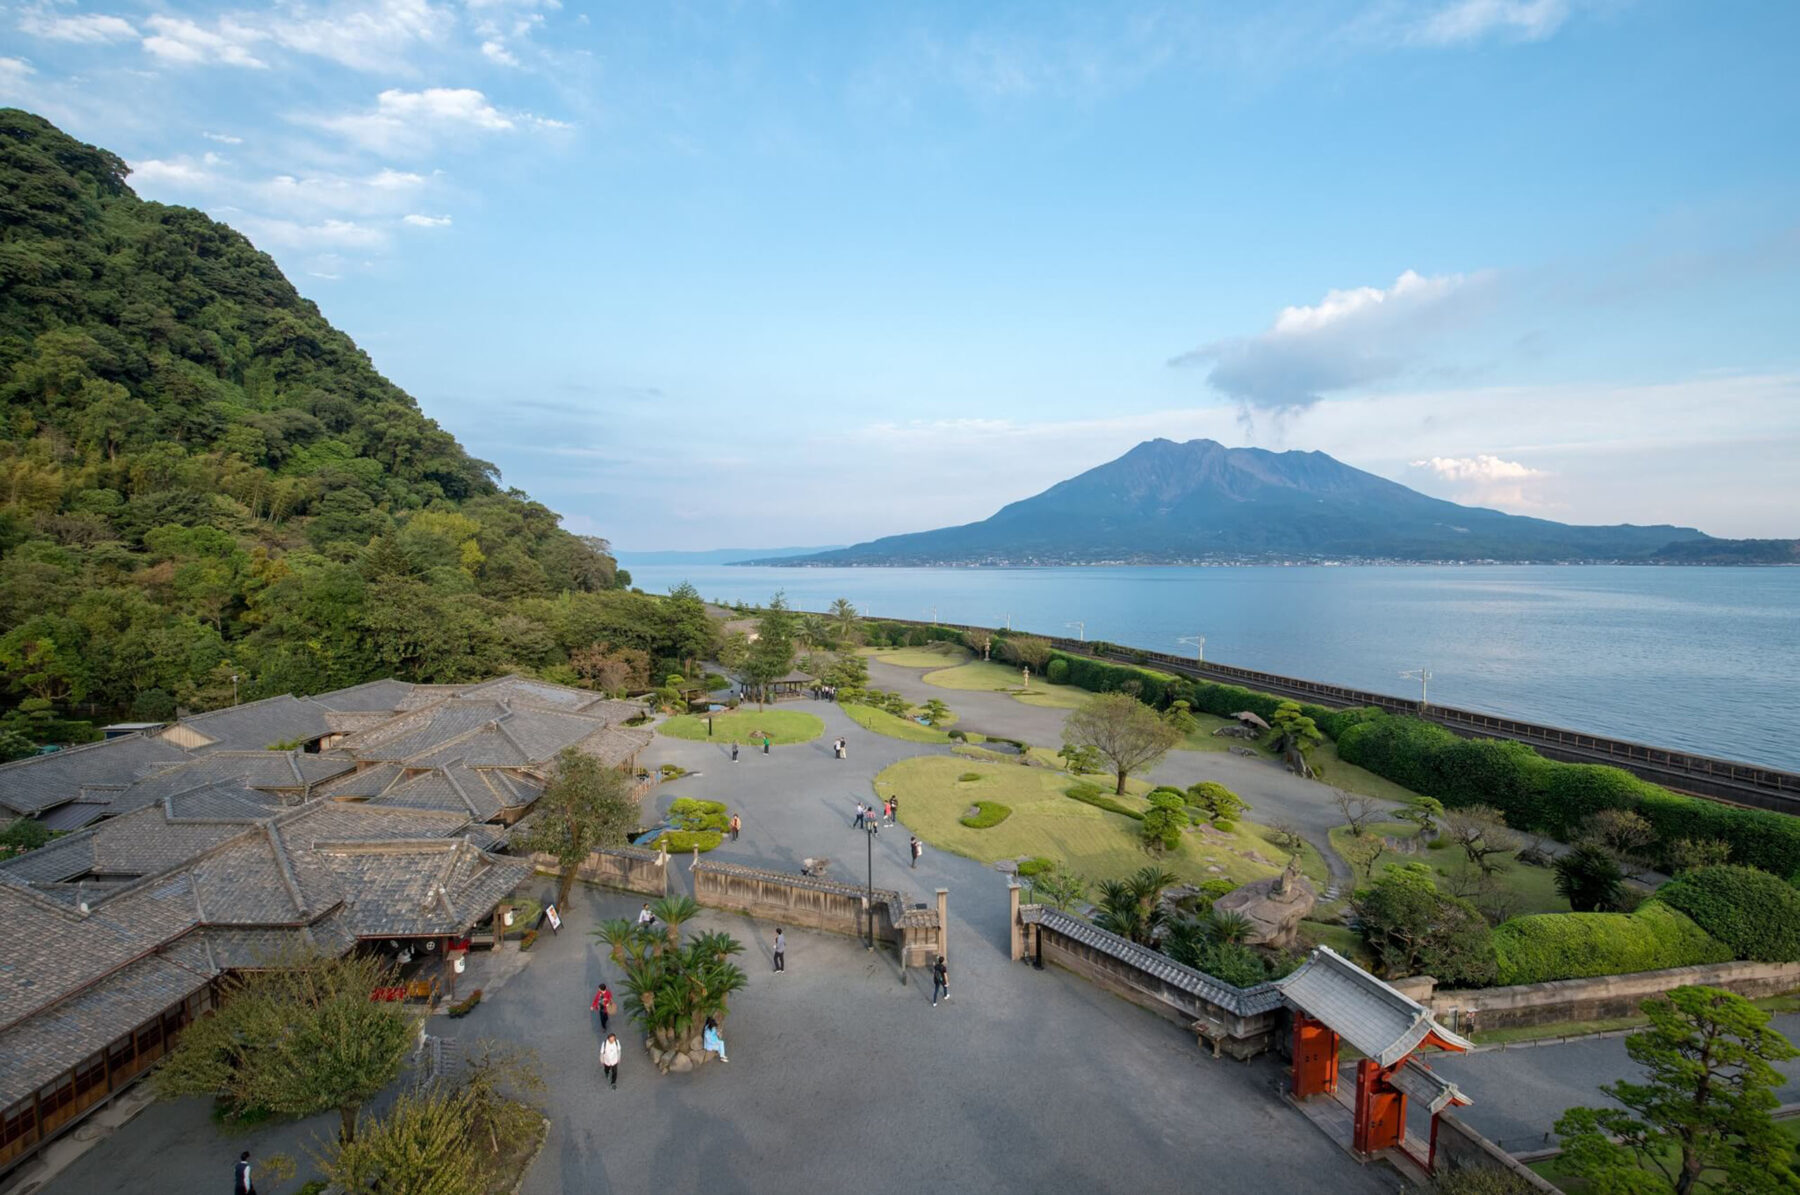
165,696,333,751
1274,946,1473,1066
0,737,191,816
308,678,417,712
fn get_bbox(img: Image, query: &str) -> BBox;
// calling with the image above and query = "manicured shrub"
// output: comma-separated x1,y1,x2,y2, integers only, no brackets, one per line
1656,865,1800,963
960,801,1012,829
1064,783,1144,821
1016,857,1055,878
946,729,966,741
517,931,538,951
1185,781,1247,821
1212,819,1237,834
1335,712,1800,878
957,772,983,783
1045,658,1070,684
1489,904,1730,986
657,829,724,852
447,990,483,1017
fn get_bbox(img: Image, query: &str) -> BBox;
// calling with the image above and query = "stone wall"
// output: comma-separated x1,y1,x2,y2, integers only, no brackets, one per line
528,845,667,897
1425,960,1800,1032
1432,1113,1561,1192
690,860,945,967
1018,903,1284,1060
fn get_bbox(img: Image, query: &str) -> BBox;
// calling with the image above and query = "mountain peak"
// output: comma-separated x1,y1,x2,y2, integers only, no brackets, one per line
756,437,1714,565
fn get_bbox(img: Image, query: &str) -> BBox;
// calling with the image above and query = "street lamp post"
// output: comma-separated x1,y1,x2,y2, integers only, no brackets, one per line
1400,667,1434,710
1065,621,1085,642
231,673,239,705
864,821,878,951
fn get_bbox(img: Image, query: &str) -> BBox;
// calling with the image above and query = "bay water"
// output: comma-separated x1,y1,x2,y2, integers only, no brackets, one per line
623,564,1800,772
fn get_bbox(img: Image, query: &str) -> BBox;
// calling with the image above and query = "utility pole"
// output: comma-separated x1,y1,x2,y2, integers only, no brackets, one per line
924,606,938,625
1400,667,1433,709
231,673,240,706
1177,635,1206,664
1065,621,1085,642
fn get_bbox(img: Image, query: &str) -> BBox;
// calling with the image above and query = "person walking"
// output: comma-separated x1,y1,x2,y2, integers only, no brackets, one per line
853,801,865,830
910,835,922,869
772,927,786,973
600,1033,622,1089
762,734,771,755
931,955,950,1006
592,983,614,1030
840,739,849,762
234,1150,256,1195
889,794,900,822
637,903,656,929
731,742,739,764
729,813,741,842
884,798,895,826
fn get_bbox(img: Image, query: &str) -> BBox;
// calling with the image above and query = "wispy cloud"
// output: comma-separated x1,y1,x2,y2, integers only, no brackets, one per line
312,87,563,155
1412,0,1572,46
142,15,269,69
403,212,452,227
1171,269,1493,415
17,11,138,44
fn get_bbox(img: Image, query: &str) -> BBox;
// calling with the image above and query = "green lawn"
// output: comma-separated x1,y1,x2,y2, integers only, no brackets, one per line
860,644,974,668
921,660,1037,692
873,755,1327,890
658,709,825,745
1472,994,1800,1048
1013,686,1092,710
841,702,957,743
1531,1117,1800,1192
1327,820,1569,916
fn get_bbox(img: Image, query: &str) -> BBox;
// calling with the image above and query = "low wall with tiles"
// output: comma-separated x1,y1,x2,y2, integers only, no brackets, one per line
1423,959,1800,1032
691,860,946,967
529,845,668,897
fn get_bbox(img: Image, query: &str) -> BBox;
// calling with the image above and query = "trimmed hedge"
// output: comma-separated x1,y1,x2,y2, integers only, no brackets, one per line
1064,782,1144,821
1656,865,1800,963
960,801,1012,829
1336,712,1800,877
1045,658,1070,684
1016,856,1055,877
657,829,723,852
1489,903,1731,985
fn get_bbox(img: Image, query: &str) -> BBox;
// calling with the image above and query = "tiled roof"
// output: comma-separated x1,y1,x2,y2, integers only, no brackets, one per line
102,750,352,817
0,736,191,816
38,801,111,831
1020,905,1286,1015
316,762,406,799
317,840,530,938
1275,946,1474,1067
342,699,512,760
574,724,654,768
163,695,333,751
0,950,215,1106
1391,1057,1471,1114
308,678,417,712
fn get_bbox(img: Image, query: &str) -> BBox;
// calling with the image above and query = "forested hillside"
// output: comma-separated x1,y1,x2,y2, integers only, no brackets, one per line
0,110,705,743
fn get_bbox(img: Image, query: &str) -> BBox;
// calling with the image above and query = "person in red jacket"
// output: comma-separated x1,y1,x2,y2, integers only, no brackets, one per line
591,983,614,1031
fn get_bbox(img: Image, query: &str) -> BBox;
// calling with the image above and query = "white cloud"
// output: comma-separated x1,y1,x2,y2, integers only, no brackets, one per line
17,12,138,43
403,213,452,227
1410,454,1543,483
202,131,243,144
1172,269,1491,414
263,0,449,73
480,39,519,67
1413,0,1571,46
0,56,35,87
130,157,217,187
238,216,390,252
316,87,517,154
142,15,268,68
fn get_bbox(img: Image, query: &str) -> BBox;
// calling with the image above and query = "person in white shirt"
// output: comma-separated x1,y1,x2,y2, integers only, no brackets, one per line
600,1034,622,1089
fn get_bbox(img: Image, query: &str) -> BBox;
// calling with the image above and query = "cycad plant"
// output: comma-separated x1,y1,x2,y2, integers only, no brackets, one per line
592,912,748,1073
1092,865,1178,945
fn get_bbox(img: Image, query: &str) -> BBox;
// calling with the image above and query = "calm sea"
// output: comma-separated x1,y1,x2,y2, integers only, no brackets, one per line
622,564,1800,773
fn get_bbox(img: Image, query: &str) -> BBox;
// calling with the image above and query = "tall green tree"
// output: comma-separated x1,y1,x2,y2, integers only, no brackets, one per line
1555,986,1800,1195
515,748,637,908
1267,700,1324,776
153,953,416,1143
739,592,797,709
1063,692,1181,795
827,597,860,645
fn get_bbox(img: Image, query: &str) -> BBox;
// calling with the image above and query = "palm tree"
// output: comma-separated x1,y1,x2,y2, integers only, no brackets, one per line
828,597,859,645
1205,910,1255,946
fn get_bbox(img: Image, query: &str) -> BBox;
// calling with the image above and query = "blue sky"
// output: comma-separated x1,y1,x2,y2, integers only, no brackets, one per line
4,0,1798,548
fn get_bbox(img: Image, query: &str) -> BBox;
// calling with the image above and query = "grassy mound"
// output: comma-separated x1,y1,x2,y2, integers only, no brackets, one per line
840,702,955,743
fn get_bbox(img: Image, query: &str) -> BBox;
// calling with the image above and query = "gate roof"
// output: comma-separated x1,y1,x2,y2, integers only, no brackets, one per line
1276,946,1472,1068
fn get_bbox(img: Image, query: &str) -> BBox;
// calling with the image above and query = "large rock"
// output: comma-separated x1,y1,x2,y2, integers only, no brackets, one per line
1211,859,1317,949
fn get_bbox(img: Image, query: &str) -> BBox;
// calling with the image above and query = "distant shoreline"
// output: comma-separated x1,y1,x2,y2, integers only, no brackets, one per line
724,558,1800,569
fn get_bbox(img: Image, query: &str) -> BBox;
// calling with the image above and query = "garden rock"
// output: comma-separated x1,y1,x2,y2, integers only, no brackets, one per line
1211,859,1317,949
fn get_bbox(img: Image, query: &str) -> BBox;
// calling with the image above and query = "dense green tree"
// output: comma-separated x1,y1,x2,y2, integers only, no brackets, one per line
1554,986,1800,1195
1352,863,1497,986
1554,844,1627,912
0,110,633,726
515,748,638,909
